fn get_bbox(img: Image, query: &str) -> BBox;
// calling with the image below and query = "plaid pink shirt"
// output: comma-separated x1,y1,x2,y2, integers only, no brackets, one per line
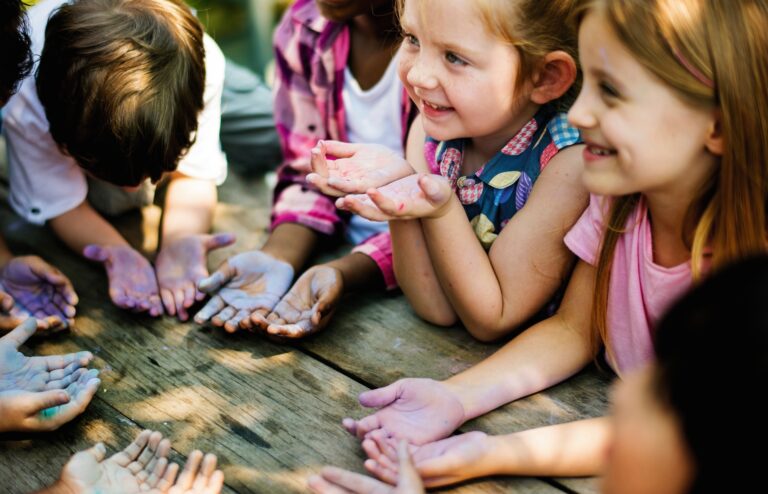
272,0,414,289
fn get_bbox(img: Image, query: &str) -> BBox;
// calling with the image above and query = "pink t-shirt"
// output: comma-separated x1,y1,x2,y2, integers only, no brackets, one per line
564,195,694,376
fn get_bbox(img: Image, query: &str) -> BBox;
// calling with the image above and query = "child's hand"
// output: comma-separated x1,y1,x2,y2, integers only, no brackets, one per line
252,265,343,339
0,256,78,331
363,431,491,488
194,250,294,333
308,440,425,494
155,233,236,322
54,429,224,494
306,140,415,197
83,244,164,316
336,174,454,221
342,378,466,445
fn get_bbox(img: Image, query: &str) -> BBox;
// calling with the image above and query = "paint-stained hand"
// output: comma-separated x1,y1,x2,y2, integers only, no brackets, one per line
362,431,491,488
308,441,425,494
343,378,466,446
252,265,343,339
0,319,99,432
306,140,415,197
83,244,163,316
155,233,236,322
336,174,454,222
54,430,225,494
0,255,78,332
194,250,294,333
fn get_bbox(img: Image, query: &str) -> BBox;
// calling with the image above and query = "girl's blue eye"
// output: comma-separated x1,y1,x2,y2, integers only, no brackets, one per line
404,33,420,47
446,52,467,66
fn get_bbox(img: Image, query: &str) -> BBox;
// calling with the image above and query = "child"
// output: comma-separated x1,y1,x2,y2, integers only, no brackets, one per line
313,254,768,493
2,0,234,322
307,0,587,341
341,0,767,477
194,0,416,338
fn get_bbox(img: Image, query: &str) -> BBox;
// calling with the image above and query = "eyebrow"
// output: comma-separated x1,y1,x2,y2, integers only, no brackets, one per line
589,66,628,93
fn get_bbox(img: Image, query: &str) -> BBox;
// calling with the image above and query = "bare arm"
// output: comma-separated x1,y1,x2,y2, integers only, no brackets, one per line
391,119,457,326
445,260,595,420
160,173,217,243
421,145,588,341
49,201,129,254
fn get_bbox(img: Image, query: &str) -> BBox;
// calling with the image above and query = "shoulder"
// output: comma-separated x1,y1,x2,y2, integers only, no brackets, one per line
202,34,225,84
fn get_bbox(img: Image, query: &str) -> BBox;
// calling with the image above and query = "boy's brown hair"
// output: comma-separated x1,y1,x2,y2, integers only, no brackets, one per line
0,0,32,105
36,0,206,186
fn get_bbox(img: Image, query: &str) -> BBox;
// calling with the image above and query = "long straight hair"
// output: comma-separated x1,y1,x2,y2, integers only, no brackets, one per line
579,0,768,359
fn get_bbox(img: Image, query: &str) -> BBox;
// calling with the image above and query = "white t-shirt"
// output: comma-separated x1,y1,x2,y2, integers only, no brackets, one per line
342,53,403,244
2,0,227,225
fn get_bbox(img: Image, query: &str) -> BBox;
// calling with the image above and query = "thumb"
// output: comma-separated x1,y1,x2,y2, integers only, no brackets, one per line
359,381,401,409
396,440,424,491
0,290,14,312
204,232,236,252
79,442,108,463
82,245,109,263
197,261,236,293
310,141,329,176
24,389,70,415
418,174,452,206
2,318,38,348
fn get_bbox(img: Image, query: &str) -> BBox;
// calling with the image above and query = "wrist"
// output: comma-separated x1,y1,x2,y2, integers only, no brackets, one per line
34,479,78,494
323,253,380,291
262,223,318,270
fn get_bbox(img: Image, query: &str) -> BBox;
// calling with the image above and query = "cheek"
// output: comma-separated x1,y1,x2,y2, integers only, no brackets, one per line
398,57,417,96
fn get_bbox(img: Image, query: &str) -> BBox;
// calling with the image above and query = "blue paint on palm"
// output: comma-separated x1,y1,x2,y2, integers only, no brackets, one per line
39,406,60,419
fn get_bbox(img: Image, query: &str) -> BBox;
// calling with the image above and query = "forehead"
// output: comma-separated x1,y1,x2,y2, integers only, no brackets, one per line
401,0,495,44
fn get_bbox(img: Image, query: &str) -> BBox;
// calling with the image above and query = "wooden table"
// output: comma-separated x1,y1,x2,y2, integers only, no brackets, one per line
0,172,610,493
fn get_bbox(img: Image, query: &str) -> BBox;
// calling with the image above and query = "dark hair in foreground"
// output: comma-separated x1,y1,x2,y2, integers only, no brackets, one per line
653,255,768,493
36,0,206,186
0,0,32,105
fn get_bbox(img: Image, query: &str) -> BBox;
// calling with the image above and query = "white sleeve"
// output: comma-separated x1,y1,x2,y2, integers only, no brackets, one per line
176,33,228,184
2,76,88,225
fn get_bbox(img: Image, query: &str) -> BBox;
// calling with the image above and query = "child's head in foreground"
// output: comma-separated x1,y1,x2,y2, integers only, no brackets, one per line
36,0,206,187
394,0,581,143
604,254,768,494
569,0,768,357
0,0,32,105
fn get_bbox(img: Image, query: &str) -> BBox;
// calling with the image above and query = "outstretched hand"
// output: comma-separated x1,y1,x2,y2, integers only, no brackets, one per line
55,430,224,494
194,250,294,333
155,233,236,321
335,174,454,222
0,255,78,331
306,140,415,197
343,378,466,446
362,431,491,488
308,441,425,494
83,244,163,317
252,265,343,339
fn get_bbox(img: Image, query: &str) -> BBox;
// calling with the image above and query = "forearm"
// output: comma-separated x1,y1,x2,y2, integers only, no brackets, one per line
487,417,610,477
391,220,456,326
161,175,217,243
49,201,129,254
324,252,383,292
421,198,507,340
261,223,319,271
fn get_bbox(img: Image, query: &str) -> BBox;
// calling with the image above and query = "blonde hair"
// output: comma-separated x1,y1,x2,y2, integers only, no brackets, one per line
396,0,581,110
581,0,768,360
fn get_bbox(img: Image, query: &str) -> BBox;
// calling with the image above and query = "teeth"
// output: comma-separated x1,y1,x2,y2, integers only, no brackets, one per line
424,101,449,111
589,146,613,156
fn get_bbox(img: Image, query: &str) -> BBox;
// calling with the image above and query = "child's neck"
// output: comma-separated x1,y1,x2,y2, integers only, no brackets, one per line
462,104,540,176
348,10,400,91
646,195,691,268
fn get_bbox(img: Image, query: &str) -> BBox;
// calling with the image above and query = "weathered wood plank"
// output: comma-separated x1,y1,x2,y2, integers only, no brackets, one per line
0,202,565,493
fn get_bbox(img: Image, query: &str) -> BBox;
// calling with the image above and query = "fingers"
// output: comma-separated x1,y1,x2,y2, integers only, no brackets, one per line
417,174,452,206
41,350,93,372
396,440,424,490
204,233,236,252
115,429,154,466
308,466,387,494
320,140,362,159
0,290,14,312
82,244,110,263
1,318,38,348
335,196,390,222
194,295,226,325
197,262,236,294
28,389,71,416
310,141,329,177
174,450,204,491
358,382,400,409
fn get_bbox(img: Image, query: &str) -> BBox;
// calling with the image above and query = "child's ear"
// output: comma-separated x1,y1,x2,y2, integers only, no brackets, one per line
530,51,577,105
704,110,724,156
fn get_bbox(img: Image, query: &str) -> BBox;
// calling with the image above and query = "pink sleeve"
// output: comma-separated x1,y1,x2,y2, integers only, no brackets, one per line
563,194,610,266
351,231,397,290
271,183,341,235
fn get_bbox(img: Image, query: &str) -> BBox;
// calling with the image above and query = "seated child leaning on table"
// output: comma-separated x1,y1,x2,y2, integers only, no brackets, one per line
2,0,234,322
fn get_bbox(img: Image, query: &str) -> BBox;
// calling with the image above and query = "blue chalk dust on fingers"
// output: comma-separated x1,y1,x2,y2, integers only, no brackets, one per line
39,406,60,420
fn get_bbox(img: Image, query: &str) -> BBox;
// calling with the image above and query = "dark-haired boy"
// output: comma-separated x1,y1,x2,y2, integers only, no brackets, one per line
3,0,233,320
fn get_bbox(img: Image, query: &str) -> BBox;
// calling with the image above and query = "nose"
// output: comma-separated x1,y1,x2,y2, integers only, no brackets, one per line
567,85,599,130
405,53,439,91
